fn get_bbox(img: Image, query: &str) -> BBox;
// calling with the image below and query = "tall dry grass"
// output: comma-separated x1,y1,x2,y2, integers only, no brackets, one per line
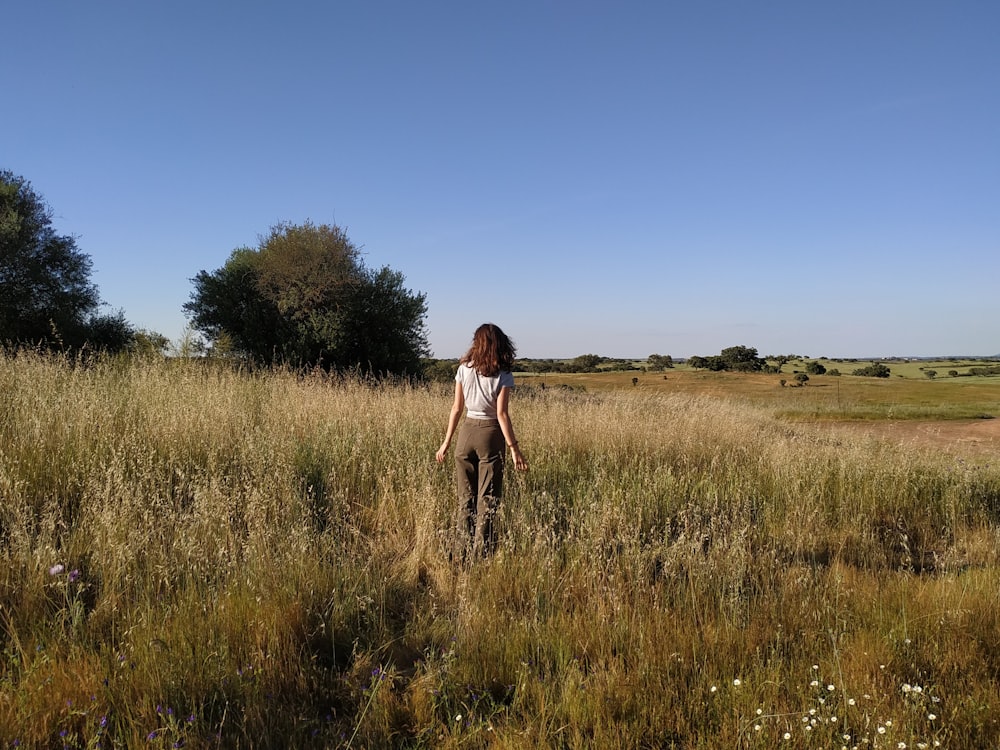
1,352,999,748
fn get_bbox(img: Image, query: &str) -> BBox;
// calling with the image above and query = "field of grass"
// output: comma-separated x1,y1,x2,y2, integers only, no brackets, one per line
2,353,1000,748
522,363,1000,422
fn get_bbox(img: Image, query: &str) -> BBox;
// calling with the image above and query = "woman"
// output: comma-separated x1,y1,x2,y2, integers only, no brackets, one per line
436,323,528,558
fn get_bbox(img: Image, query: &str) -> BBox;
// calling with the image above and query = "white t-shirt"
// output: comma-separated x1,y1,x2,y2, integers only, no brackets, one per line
456,362,514,420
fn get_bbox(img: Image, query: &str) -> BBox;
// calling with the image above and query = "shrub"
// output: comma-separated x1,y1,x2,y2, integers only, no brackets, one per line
852,363,891,378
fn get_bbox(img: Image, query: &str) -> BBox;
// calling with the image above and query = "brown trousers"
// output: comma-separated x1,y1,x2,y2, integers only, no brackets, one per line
453,418,505,558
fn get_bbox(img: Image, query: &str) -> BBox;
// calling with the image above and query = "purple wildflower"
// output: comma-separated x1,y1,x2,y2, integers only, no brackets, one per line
49,564,65,576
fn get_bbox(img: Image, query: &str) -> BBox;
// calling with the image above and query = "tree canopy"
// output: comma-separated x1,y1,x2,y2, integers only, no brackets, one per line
852,362,891,378
185,222,429,375
687,345,765,372
0,170,133,352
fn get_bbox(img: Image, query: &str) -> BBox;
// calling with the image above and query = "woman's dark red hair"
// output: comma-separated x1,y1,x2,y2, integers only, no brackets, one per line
460,323,516,377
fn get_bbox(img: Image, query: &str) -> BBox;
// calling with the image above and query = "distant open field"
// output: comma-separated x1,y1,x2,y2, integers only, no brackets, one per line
2,353,1000,748
524,361,999,418
521,364,1000,461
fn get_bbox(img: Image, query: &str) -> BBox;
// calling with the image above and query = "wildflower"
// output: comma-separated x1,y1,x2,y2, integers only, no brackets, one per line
878,726,887,734
756,708,763,715
811,680,820,687
827,684,836,691
812,664,819,671
927,713,937,721
783,732,792,740
754,725,762,732
902,684,912,693
733,678,741,687
848,698,856,706
898,744,906,749
49,564,65,576
68,569,80,583
455,714,462,722
710,685,717,693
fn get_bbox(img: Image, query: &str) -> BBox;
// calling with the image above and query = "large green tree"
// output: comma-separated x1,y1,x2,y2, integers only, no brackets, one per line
0,170,133,351
185,222,429,375
686,345,765,372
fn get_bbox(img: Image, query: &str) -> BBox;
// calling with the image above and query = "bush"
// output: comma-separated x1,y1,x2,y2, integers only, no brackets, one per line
852,363,891,378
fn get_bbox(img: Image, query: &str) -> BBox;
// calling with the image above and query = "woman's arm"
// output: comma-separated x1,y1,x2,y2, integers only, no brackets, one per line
496,386,528,471
436,381,465,463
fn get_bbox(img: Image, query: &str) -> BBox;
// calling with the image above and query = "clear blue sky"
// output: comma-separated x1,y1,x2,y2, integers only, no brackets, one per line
5,1,998,359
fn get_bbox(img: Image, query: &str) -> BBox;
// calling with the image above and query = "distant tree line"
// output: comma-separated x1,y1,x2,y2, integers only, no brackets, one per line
520,354,641,374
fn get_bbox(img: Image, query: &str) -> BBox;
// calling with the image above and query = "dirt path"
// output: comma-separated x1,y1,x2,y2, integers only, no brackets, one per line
824,417,1000,458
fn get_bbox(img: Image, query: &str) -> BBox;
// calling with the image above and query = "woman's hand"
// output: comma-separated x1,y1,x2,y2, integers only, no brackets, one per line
510,445,528,471
435,442,449,463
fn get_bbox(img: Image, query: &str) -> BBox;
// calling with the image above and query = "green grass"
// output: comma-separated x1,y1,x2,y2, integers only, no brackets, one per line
519,365,1000,422
2,353,1000,747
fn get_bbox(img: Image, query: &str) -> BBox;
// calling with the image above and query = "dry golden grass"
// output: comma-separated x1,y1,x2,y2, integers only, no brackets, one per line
1,352,999,747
